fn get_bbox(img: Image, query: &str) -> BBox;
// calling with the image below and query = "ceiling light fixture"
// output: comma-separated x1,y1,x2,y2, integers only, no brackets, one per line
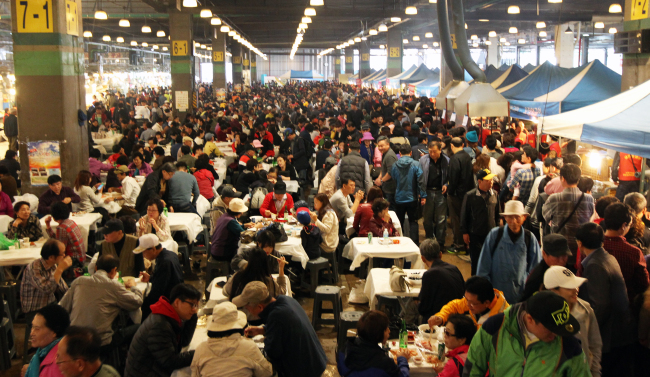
142,42,148,47
116,36,124,43
433,42,439,46
391,17,401,22
509,26,518,33
486,40,492,45
310,0,324,5
228,31,236,36
413,35,420,41
507,5,520,14
594,22,605,28
119,19,130,27
429,0,437,3
153,45,159,49
479,19,489,22
361,36,367,40
83,31,93,38
299,23,308,29
302,17,312,23
499,37,506,42
130,41,137,46
102,35,111,41
348,39,354,44
195,42,200,47
403,39,409,43
211,17,222,25
518,38,525,43
369,29,378,35
379,44,385,49
156,30,165,37
472,42,479,47
565,25,573,34
536,21,546,28
305,7,316,16
182,0,197,7
609,27,617,33
378,23,388,32
465,23,468,29
423,44,429,48
609,3,622,13
548,0,562,3
142,25,151,33
200,9,212,17
505,41,511,45
425,32,433,38
471,34,478,40
220,25,230,33
163,46,168,51
539,30,547,37
94,10,107,20
405,6,417,14
489,31,497,37
354,37,361,42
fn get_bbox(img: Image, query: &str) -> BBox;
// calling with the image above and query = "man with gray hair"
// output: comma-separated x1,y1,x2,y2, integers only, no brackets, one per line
417,239,465,324
624,192,650,254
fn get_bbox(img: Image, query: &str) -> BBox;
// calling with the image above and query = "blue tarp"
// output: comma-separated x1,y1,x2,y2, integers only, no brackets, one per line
484,65,503,83
523,63,537,73
558,60,621,112
492,65,529,89
499,64,510,71
499,61,584,100
510,100,561,120
280,70,324,80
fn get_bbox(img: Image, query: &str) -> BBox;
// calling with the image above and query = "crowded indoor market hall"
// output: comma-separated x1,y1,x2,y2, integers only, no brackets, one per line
0,0,648,376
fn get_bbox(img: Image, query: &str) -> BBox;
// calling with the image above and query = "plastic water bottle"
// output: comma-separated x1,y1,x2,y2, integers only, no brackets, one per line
367,232,372,244
383,228,389,241
163,207,168,217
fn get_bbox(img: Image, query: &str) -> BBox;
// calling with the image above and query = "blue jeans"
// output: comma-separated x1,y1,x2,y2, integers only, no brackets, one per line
423,189,447,243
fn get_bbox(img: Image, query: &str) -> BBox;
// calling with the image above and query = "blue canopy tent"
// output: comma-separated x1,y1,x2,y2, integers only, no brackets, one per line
491,65,529,89
410,77,440,97
362,69,384,83
370,71,388,86
498,64,510,71
385,65,418,87
279,70,324,80
387,64,439,88
523,63,537,73
541,79,650,159
484,65,504,83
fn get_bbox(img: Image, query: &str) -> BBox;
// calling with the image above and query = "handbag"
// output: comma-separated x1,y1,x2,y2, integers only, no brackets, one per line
260,222,288,243
389,266,412,292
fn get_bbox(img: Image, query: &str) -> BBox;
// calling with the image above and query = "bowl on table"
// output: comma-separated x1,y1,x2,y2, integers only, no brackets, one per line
250,216,263,223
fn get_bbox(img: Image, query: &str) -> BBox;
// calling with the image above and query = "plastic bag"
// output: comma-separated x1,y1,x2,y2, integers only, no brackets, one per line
0,233,17,250
12,193,39,214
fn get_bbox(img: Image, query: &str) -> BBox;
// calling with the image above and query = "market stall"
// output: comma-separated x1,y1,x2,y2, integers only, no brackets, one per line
490,64,529,90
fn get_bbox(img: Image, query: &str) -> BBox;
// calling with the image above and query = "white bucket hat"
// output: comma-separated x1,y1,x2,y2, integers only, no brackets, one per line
501,200,528,216
208,302,248,332
228,198,248,213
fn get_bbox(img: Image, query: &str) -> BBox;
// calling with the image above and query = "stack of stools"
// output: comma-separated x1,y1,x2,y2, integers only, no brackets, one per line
337,311,363,353
311,285,342,331
322,251,339,284
0,300,16,371
301,257,331,297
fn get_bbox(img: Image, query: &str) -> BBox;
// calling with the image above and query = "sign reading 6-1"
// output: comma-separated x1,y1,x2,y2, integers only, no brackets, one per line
16,0,53,33
172,40,188,56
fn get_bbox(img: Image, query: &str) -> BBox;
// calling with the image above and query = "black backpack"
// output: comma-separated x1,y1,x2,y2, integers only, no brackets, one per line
489,226,532,257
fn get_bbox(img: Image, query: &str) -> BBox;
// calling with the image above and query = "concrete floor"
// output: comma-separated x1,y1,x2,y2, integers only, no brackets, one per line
1,143,471,377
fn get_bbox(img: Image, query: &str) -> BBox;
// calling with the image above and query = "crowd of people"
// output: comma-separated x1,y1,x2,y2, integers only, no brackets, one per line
7,80,650,377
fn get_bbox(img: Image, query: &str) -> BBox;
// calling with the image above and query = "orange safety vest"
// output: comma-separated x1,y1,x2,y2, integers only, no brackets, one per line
618,153,643,181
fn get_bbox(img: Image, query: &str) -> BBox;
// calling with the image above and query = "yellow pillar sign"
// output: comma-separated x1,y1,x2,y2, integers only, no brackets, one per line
251,62,256,67
631,0,649,20
172,41,188,56
346,57,353,63
65,0,78,36
451,34,458,49
233,56,241,64
244,59,249,66
336,59,340,64
389,47,401,58
16,0,54,33
213,51,224,62
362,53,370,61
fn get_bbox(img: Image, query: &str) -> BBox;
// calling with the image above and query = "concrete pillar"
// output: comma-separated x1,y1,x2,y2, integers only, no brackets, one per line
387,27,403,77
359,41,371,80
487,37,499,66
242,49,250,86
580,36,589,66
232,41,243,88
10,0,87,194
621,0,650,89
554,23,575,68
345,48,354,74
169,10,194,118
335,54,341,80
536,45,541,65
212,28,226,95
251,53,257,84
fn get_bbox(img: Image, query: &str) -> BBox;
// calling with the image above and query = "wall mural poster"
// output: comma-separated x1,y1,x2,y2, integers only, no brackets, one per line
27,141,61,186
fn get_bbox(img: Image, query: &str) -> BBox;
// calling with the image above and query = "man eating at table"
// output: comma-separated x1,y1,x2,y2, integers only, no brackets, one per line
239,281,327,377
133,233,184,320
38,175,81,215
260,181,294,219
100,219,145,277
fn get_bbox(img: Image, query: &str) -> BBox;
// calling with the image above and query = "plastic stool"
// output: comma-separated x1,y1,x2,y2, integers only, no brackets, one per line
301,257,331,296
192,225,210,254
376,295,402,318
0,316,16,371
0,281,18,321
323,251,339,284
177,243,192,275
311,285,342,331
337,311,364,353
205,258,229,297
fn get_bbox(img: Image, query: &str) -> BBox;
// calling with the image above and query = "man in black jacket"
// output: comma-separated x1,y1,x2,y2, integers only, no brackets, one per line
4,107,17,151
447,137,474,253
135,162,176,215
460,169,501,275
417,239,465,322
124,283,198,377
347,102,364,128
520,233,570,302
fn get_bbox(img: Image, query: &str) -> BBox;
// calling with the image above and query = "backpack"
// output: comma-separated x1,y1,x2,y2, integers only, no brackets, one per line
490,226,532,257
250,186,268,209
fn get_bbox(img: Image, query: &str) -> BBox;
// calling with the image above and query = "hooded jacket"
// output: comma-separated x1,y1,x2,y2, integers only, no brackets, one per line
390,155,426,204
124,297,197,377
293,130,315,171
194,169,215,199
342,337,409,377
190,333,273,377
434,288,509,328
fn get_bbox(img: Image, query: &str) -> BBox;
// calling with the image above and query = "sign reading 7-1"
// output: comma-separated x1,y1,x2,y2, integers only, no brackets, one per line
16,0,53,33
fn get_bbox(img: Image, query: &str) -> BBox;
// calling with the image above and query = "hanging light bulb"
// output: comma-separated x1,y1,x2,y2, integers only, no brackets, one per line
130,41,137,46
299,23,308,29
536,21,546,28
83,31,93,38
433,42,439,47
499,37,506,42
413,35,420,41
565,25,573,34
142,25,151,33
518,38,525,44
153,45,159,49
509,26,518,33
302,17,312,23
425,32,433,38
304,8,316,16
200,9,212,17
119,19,130,27
116,36,124,43
211,17,222,25
539,30,548,37
162,46,168,51
156,30,165,37
378,23,388,32
142,42,148,47
470,35,478,40
228,31,236,36
102,35,111,41
354,37,361,42
489,31,497,37
609,3,622,13
369,29,378,35
182,0,198,7
405,6,417,15
220,25,230,33
310,0,324,5
609,27,617,33
485,40,492,45
391,17,401,22
595,22,605,28
94,10,107,19
423,44,429,48
507,5,520,14
403,39,409,44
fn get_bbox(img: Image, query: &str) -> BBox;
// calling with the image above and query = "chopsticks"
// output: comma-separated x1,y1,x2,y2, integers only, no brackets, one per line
269,254,298,277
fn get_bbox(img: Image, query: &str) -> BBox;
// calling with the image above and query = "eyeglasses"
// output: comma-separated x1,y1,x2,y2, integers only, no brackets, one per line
183,300,199,309
55,354,78,365
444,328,456,338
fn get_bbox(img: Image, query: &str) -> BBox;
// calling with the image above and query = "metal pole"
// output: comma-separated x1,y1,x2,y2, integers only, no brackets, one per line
641,158,646,194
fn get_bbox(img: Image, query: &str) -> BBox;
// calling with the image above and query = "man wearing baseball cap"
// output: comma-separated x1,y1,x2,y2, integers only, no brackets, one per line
544,266,602,377
521,234,572,302
210,184,242,230
477,200,541,304
134,234,184,319
464,291,590,377
460,168,500,275
236,281,327,377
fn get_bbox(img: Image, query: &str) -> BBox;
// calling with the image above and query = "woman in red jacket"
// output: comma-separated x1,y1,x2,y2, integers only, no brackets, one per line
259,181,294,219
433,314,476,377
353,187,384,236
368,198,399,237
193,158,215,202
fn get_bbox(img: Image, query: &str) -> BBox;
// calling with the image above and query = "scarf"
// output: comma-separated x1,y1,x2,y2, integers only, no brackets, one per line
26,338,60,377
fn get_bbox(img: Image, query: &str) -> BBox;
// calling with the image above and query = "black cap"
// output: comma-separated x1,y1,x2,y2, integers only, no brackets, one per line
274,181,287,195
105,219,124,233
542,234,572,257
527,291,580,337
218,184,241,198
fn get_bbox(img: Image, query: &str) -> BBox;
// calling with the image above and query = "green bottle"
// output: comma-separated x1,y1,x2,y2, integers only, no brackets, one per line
163,207,168,217
13,236,19,249
399,319,408,349
118,271,124,284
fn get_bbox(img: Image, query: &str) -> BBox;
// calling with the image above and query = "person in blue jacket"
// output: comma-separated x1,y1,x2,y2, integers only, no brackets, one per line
391,144,427,246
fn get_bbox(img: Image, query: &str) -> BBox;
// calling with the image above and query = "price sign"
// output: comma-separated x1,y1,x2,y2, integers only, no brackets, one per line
172,40,188,56
335,58,340,65
450,113,457,122
389,47,400,58
213,51,224,62
361,53,370,61
462,115,469,126
16,0,53,33
632,0,648,20
345,56,352,63
233,56,242,64
65,0,78,36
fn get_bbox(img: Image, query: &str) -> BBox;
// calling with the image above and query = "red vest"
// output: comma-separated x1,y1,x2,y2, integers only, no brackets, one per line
618,153,643,181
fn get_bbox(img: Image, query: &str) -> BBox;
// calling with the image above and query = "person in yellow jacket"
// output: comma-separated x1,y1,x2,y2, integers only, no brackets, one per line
428,276,509,329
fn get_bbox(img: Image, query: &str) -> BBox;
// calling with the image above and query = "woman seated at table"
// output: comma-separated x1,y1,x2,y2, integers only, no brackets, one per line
211,198,261,263
194,157,216,202
137,198,171,242
45,202,86,264
223,247,287,321
368,199,399,237
340,310,411,376
235,159,262,195
276,154,297,181
353,187,384,237
7,201,43,241
128,152,153,177
0,180,13,216
73,170,112,226
431,314,476,376
309,193,340,253
231,230,282,274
